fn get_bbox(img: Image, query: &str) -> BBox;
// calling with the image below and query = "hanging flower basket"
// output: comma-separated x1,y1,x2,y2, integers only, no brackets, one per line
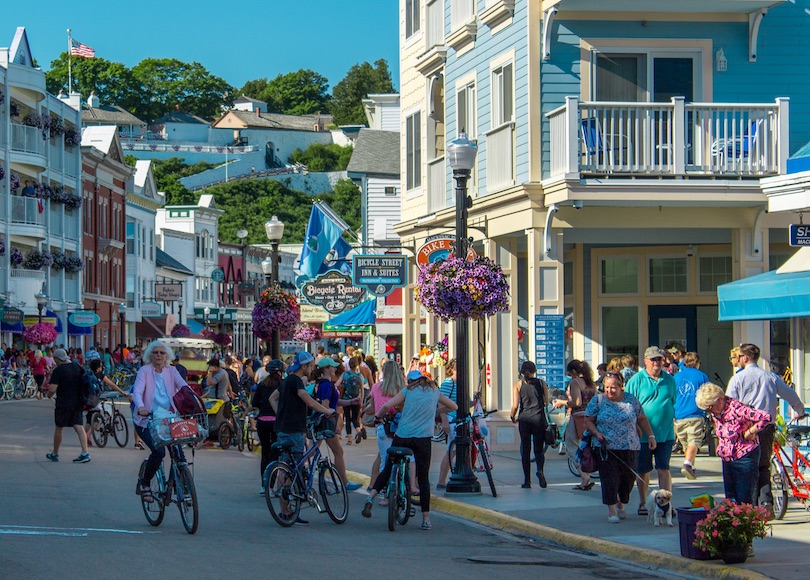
64,128,80,148
64,256,84,273
415,256,510,321
64,194,83,210
170,324,191,338
0,236,5,256
252,284,300,341
10,172,20,193
294,325,322,343
23,250,54,271
213,333,232,347
10,247,23,266
22,322,58,345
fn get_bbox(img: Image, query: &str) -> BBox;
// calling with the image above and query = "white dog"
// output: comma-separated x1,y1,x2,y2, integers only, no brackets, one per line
645,489,673,527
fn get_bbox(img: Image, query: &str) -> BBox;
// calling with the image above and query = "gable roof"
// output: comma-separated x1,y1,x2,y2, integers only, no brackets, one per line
8,27,34,68
234,95,266,105
212,110,333,132
152,111,209,125
156,248,194,275
346,129,400,177
134,160,157,199
82,103,145,126
81,125,125,163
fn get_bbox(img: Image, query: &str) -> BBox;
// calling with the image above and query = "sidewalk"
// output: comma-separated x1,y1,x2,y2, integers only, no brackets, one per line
340,433,809,579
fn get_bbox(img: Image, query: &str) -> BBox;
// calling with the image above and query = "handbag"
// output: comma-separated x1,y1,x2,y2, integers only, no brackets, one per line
544,420,559,447
579,442,598,473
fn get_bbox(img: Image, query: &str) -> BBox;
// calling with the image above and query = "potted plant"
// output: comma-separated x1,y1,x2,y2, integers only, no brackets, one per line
23,250,54,271
693,500,770,564
10,247,23,266
252,284,300,342
22,322,58,346
415,255,510,322
293,324,321,352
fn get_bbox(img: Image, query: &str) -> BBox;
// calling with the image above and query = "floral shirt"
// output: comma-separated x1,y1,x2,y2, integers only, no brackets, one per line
713,398,771,462
585,393,644,451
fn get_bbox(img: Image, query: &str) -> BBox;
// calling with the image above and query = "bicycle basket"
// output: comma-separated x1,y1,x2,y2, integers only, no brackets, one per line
148,412,209,448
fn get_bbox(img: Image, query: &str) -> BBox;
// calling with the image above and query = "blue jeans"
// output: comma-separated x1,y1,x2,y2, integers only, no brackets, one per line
722,446,760,505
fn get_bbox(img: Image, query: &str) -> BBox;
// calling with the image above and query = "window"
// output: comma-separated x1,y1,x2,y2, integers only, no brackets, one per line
140,225,146,258
492,62,513,127
406,111,422,190
602,306,639,362
600,257,639,294
84,192,93,234
699,256,732,292
649,257,687,293
456,82,476,138
126,222,136,255
150,228,154,261
451,0,474,31
405,0,420,38
592,51,701,103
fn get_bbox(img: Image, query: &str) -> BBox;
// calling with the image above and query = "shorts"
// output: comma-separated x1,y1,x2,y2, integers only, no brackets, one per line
276,431,305,455
674,417,705,449
637,440,674,474
55,407,84,428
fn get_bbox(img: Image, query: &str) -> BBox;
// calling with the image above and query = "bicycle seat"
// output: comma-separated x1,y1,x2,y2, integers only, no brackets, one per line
271,440,296,452
786,425,810,438
386,446,413,459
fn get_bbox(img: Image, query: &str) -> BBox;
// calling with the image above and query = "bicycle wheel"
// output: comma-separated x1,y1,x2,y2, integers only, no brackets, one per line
176,464,199,534
12,379,23,400
234,418,245,452
397,463,412,526
25,377,37,398
476,441,497,497
246,426,256,452
319,462,348,524
568,455,580,477
218,423,232,450
387,463,400,532
447,440,458,475
113,410,129,448
91,412,109,448
265,462,300,527
771,457,789,521
140,462,165,526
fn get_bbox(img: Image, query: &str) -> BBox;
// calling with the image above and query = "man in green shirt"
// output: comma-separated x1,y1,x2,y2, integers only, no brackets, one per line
625,346,677,516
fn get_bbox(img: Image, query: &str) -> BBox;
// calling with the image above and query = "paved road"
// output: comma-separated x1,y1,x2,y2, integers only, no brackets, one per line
0,399,668,579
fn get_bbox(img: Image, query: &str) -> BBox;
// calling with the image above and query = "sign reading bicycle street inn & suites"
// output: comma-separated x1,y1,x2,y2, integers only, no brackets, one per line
352,254,408,297
301,270,366,315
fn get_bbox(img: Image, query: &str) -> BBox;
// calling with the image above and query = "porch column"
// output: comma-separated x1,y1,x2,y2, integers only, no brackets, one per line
731,224,770,361
402,256,422,365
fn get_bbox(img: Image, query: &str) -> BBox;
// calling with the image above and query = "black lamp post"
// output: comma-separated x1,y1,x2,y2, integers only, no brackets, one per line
177,296,183,324
219,305,225,332
118,303,126,351
445,130,481,495
264,215,285,360
204,306,210,331
35,291,47,324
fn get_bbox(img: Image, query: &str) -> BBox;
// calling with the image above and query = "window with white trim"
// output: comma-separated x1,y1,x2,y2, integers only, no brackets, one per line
648,257,687,293
457,82,476,138
492,62,513,127
406,0,420,38
451,0,474,31
406,111,422,190
699,256,732,293
600,257,639,294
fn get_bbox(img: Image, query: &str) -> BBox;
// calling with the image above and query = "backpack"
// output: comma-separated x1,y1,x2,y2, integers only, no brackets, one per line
343,372,363,399
81,365,102,410
173,384,206,416
226,368,240,393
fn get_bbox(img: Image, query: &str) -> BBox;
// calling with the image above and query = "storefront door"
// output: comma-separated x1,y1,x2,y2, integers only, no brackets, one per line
648,305,696,353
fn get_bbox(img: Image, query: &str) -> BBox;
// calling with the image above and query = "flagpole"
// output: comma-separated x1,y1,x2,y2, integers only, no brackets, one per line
67,28,72,94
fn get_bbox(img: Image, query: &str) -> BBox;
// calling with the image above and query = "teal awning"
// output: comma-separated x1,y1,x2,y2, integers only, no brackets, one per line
323,299,376,330
717,270,810,321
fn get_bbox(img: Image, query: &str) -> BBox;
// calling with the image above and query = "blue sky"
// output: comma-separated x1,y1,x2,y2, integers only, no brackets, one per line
3,0,399,91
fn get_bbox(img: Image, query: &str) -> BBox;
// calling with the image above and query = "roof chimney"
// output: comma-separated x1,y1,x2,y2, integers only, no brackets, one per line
87,91,99,108
255,107,261,117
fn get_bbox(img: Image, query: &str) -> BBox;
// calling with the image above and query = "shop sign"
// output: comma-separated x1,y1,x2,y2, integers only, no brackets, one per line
352,255,408,297
789,224,810,247
211,268,225,282
300,304,330,323
301,270,366,315
534,314,566,391
322,331,364,339
2,307,23,324
68,311,100,327
155,283,183,301
416,234,476,268
238,282,256,296
141,301,162,318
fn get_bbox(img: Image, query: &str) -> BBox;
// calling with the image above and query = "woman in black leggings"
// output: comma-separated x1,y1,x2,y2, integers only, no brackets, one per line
510,361,548,489
252,360,283,495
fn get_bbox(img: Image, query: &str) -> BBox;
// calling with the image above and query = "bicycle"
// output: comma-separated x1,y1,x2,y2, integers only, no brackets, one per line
18,370,37,398
139,411,208,534
770,419,810,520
383,445,416,531
448,395,498,497
242,409,260,452
217,396,246,451
263,416,348,527
89,393,129,448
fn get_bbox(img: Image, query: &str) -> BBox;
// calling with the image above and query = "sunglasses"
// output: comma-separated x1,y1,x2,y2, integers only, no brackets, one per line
152,351,167,355
648,357,664,362
605,372,623,380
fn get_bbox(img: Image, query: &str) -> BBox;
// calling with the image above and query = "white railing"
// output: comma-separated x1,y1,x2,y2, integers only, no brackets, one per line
426,0,445,50
427,156,446,212
49,207,64,236
546,96,789,179
49,143,64,173
486,121,514,191
451,0,474,31
11,195,46,226
10,268,46,281
11,123,45,156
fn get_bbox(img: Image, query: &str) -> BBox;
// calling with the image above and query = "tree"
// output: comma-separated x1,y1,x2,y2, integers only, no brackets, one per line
130,58,234,122
259,69,330,116
45,53,140,111
330,59,395,125
289,143,353,172
317,179,361,233
150,157,217,206
238,78,269,100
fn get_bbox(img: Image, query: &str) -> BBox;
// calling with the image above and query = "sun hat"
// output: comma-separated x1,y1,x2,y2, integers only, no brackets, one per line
288,351,315,372
317,357,339,368
644,346,666,359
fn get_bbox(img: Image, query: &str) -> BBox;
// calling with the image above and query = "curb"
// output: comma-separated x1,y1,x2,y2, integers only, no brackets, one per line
346,470,766,580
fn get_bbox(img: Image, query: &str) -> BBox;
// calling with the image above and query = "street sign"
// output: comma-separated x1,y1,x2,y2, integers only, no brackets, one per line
790,224,810,246
416,234,476,268
301,270,366,315
534,314,566,391
2,307,23,324
69,311,100,327
211,269,225,282
141,301,162,317
155,283,183,301
238,282,255,296
352,255,408,297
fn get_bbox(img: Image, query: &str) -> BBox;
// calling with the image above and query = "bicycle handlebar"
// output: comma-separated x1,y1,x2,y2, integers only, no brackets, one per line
449,409,497,425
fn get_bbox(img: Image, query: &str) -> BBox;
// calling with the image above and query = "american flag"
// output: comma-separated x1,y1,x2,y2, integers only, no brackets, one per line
70,38,95,58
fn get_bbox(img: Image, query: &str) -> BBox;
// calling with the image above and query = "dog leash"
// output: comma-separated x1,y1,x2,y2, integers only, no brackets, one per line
604,446,648,485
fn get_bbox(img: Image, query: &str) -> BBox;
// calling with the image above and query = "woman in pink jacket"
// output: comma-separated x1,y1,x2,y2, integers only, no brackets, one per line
132,340,188,502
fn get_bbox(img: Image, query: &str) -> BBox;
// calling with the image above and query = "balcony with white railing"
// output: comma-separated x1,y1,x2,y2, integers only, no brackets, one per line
545,96,790,183
11,195,46,227
63,150,80,178
64,214,81,240
10,268,47,307
427,156,447,213
49,143,64,173
485,121,515,191
11,123,46,157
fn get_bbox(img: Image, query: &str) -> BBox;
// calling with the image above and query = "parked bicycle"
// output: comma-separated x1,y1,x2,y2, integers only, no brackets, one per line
263,416,348,527
89,393,129,448
139,411,208,534
448,393,497,497
770,419,810,520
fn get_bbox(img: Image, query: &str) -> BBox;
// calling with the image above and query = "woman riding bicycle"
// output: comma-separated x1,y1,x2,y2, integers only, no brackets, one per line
131,340,189,503
362,370,457,530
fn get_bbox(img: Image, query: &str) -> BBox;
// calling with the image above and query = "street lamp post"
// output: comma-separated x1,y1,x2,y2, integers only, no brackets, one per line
203,306,210,331
35,291,48,324
118,303,126,351
264,215,285,360
445,131,481,495
219,305,226,333
177,296,184,324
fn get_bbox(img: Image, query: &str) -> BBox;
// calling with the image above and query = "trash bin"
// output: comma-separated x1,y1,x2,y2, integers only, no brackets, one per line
677,507,716,560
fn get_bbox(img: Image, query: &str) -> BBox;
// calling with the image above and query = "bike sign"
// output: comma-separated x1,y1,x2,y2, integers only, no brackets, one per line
301,270,366,315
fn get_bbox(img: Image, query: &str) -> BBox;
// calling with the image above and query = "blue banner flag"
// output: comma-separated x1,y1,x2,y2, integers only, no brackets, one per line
317,237,352,276
299,204,346,278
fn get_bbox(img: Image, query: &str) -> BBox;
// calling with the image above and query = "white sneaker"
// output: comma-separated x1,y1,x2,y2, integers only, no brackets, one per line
259,487,266,496
607,515,621,523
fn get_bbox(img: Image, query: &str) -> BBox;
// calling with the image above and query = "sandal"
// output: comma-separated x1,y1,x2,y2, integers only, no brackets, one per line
638,504,649,516
572,482,595,491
